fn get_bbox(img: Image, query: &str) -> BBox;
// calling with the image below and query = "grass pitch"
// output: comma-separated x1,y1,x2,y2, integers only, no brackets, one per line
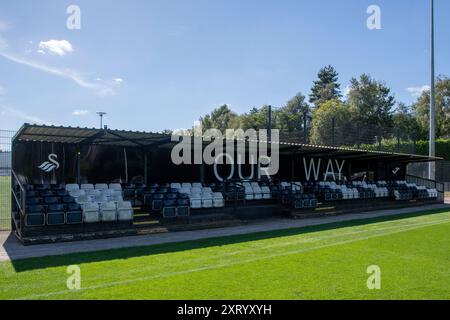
1,209,450,300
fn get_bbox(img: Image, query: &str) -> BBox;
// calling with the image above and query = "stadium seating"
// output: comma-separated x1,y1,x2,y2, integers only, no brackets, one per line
100,202,118,222
24,183,134,227
21,179,440,228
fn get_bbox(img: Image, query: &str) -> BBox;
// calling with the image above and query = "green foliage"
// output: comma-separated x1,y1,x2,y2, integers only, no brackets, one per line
357,138,450,160
413,76,450,138
273,93,310,132
347,74,395,127
200,105,240,132
309,65,342,107
309,99,356,145
392,102,425,139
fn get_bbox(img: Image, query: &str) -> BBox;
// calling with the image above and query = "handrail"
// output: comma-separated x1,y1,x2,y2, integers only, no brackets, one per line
11,169,26,217
405,173,445,202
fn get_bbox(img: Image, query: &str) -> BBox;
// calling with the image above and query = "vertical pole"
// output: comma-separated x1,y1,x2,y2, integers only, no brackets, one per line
291,153,295,181
331,117,336,147
268,105,272,142
397,129,401,152
303,111,308,143
357,123,361,148
76,146,81,184
429,0,436,180
378,128,382,150
144,151,148,185
413,131,417,154
200,162,205,185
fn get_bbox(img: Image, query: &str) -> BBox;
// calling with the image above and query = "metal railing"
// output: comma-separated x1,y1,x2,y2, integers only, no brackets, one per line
406,174,445,202
275,119,423,155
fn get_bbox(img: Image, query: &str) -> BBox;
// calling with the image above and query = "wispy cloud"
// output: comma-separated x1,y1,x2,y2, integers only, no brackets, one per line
0,35,120,96
0,86,5,95
0,50,115,96
406,85,430,97
39,39,73,56
0,104,52,125
72,109,89,116
0,20,11,32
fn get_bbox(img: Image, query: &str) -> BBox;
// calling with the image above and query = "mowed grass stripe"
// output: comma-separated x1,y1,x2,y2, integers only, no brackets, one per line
1,210,449,300
17,216,450,300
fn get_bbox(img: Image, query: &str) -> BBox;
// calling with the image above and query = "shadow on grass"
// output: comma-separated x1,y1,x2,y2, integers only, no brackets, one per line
9,208,450,272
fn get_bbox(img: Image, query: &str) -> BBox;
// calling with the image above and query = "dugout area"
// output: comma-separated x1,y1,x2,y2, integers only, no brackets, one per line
9,124,445,244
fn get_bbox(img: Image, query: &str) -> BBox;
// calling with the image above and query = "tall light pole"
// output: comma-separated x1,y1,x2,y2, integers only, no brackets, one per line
96,112,107,129
429,0,436,180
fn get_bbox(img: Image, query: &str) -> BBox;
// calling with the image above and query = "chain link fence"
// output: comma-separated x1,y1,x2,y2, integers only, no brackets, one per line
277,120,420,154
0,130,14,230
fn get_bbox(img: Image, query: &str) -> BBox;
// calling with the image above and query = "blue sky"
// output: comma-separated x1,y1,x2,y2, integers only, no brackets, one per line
0,0,449,132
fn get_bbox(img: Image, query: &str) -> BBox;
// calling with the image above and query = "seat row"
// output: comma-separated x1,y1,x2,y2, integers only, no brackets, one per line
26,203,83,226
143,192,190,217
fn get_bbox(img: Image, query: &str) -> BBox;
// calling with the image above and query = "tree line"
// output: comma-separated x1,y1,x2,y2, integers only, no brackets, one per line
198,65,450,146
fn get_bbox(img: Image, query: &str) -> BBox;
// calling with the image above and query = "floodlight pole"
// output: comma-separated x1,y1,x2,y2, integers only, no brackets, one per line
96,112,107,129
429,0,436,180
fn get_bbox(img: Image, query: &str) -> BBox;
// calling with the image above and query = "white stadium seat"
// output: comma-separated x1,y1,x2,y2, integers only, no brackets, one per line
94,194,110,204
75,195,93,206
213,192,225,208
95,183,109,190
171,183,182,190
85,189,101,197
80,184,94,190
181,183,192,189
190,193,202,209
69,189,85,198
192,182,203,189
117,201,134,221
109,183,123,191
202,193,213,208
65,184,80,192
100,202,117,222
83,202,100,223
261,186,271,199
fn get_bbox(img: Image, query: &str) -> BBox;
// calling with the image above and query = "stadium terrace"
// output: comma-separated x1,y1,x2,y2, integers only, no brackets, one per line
9,123,445,244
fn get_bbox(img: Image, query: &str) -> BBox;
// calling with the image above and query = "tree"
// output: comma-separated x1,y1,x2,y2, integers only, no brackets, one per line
413,75,450,138
309,65,342,107
200,104,240,132
239,105,271,131
275,93,310,132
346,74,395,127
392,102,423,139
309,99,356,145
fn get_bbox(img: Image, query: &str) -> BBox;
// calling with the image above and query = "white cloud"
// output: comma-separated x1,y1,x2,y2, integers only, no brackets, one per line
38,40,73,56
406,85,430,97
0,104,52,125
72,109,89,116
344,85,351,97
0,50,115,96
0,20,11,32
0,86,5,95
114,78,123,84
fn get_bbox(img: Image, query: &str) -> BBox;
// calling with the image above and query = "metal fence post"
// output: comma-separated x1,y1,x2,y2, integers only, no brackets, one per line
331,117,336,147
378,128,382,150
357,123,361,148
303,111,308,144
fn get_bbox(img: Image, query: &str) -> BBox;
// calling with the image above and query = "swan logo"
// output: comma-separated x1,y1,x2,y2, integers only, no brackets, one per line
38,154,60,173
